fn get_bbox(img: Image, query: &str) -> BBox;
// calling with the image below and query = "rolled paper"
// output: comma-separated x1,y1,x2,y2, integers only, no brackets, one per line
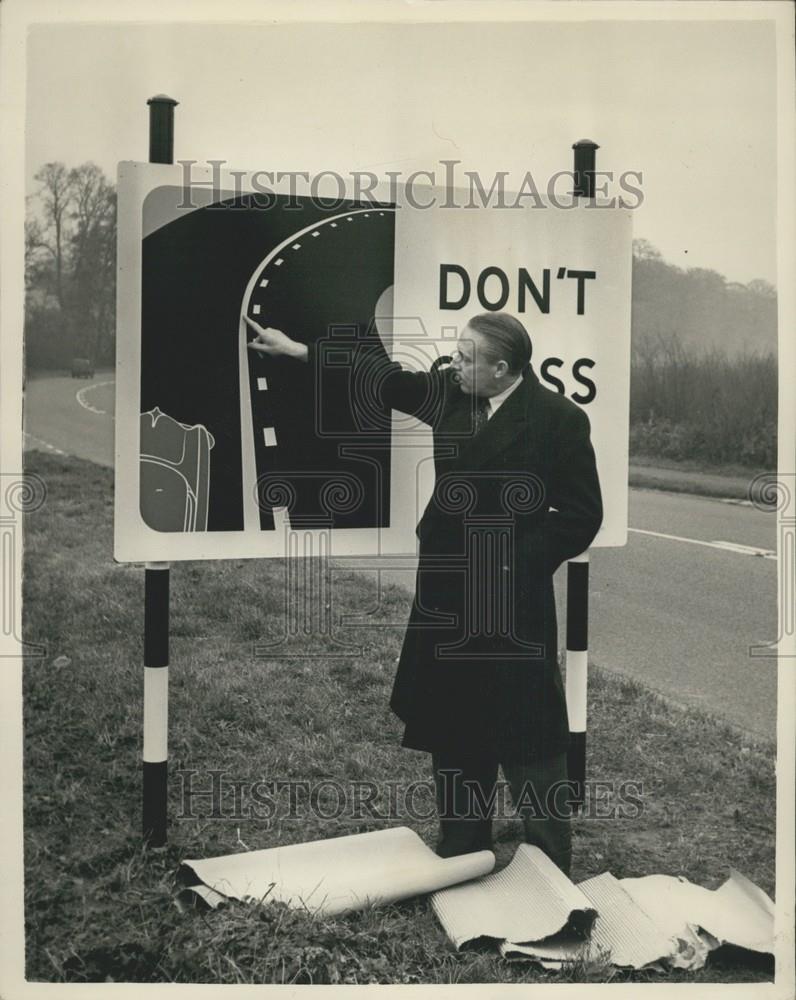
181,826,495,916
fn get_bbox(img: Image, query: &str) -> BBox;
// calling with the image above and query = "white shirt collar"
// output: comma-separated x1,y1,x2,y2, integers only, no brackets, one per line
485,374,523,416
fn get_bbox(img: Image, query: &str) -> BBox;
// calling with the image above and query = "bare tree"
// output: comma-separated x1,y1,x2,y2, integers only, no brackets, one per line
26,161,118,368
68,163,116,358
31,162,72,313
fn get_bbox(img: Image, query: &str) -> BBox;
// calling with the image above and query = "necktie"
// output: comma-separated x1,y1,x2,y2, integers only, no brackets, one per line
474,396,491,435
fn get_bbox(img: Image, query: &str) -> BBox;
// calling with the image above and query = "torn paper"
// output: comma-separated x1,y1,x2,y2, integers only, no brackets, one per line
431,843,774,974
501,868,774,971
178,826,494,915
431,844,596,949
619,870,775,958
500,872,675,970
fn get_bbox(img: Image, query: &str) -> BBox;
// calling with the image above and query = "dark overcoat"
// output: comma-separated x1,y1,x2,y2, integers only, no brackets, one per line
379,358,603,763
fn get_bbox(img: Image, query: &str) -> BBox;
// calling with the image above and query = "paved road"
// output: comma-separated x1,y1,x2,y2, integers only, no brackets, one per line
24,371,116,467
23,373,778,739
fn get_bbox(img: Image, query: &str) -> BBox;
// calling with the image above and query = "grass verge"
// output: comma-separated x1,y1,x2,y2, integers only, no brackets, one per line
21,452,775,984
628,454,771,501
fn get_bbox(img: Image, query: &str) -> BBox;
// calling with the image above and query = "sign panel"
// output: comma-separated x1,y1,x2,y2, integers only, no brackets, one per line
393,190,632,547
115,163,631,561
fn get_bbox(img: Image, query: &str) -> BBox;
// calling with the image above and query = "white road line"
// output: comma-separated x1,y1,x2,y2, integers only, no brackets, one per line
710,540,777,558
75,379,115,416
238,206,396,534
629,527,775,560
23,431,67,456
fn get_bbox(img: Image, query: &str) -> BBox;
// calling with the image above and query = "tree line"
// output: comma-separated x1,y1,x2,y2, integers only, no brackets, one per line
24,162,777,371
631,238,777,358
25,162,116,369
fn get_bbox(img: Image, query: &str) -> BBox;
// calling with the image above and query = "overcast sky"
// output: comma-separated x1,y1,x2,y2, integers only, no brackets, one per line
26,17,778,286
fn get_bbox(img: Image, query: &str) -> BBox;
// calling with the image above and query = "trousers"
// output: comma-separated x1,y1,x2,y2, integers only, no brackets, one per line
431,750,573,875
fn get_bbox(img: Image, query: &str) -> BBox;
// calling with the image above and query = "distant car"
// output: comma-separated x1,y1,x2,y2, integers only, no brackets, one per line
71,357,94,379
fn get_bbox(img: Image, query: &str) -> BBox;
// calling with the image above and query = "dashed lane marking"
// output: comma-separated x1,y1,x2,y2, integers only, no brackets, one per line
23,431,68,456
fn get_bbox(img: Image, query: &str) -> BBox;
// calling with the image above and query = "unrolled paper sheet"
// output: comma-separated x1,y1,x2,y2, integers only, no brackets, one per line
431,844,597,949
179,826,495,915
440,850,776,972
619,870,775,957
501,872,675,969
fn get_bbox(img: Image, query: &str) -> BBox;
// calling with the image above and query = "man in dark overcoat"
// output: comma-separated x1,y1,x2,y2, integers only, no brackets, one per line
247,311,603,873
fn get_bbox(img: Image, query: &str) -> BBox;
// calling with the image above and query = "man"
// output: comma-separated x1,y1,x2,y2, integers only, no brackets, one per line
247,311,603,873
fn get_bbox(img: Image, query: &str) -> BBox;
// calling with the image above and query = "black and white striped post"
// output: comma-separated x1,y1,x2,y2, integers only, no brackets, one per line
566,138,598,810
565,552,590,809
143,561,170,846
142,95,178,847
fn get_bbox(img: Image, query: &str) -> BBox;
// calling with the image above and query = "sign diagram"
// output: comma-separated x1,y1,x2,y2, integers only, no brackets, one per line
116,163,418,562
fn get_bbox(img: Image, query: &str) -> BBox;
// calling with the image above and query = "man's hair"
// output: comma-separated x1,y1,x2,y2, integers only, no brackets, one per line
467,312,532,375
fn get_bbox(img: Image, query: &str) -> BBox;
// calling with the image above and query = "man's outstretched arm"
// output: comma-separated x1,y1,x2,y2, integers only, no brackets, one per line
245,316,446,424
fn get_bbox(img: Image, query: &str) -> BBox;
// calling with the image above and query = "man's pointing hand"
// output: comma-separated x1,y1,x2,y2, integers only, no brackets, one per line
244,316,308,361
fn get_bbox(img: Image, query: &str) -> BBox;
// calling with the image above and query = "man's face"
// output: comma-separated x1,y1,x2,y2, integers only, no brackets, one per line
451,327,499,396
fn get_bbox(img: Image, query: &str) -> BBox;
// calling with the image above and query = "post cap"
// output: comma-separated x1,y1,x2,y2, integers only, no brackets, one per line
572,139,599,149
147,94,179,106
